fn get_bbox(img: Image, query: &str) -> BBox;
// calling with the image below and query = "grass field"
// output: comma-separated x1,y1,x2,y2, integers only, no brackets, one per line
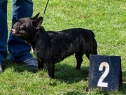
1,0,126,94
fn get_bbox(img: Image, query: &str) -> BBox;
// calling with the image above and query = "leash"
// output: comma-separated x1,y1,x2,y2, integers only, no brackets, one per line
42,0,50,18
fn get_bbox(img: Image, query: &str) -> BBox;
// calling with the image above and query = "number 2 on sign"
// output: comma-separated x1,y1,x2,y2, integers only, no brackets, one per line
97,62,110,87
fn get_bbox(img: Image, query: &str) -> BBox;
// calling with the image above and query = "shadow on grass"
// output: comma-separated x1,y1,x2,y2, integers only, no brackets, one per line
4,60,89,83
3,60,126,94
119,83,126,94
54,63,89,84
3,60,38,73
119,71,126,94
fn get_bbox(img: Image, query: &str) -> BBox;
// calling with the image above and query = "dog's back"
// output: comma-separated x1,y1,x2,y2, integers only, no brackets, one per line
37,28,97,63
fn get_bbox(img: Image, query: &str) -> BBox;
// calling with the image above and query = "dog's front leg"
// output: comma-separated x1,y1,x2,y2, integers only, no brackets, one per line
46,63,55,78
37,58,44,69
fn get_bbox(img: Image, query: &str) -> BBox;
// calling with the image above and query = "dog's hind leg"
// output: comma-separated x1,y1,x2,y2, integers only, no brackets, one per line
93,46,98,55
85,51,90,60
75,52,84,70
46,63,55,78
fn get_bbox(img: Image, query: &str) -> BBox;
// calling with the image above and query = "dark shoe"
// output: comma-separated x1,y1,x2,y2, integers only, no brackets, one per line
22,57,38,69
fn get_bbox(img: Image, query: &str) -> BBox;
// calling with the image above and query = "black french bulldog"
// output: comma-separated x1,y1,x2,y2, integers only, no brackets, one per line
12,13,97,78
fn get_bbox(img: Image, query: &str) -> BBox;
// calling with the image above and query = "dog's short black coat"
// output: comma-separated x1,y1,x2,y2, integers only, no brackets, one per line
12,13,97,78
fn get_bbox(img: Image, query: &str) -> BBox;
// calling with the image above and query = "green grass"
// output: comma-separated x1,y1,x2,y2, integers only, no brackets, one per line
1,0,126,94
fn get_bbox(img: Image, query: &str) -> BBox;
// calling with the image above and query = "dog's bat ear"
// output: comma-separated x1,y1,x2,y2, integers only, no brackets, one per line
31,13,40,20
32,17,43,29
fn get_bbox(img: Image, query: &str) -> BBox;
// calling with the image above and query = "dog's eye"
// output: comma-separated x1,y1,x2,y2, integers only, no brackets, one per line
18,20,22,24
22,24,26,27
18,20,25,25
20,24,26,30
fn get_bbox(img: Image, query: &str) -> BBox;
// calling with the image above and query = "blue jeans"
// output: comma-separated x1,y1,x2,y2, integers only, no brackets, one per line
0,0,33,64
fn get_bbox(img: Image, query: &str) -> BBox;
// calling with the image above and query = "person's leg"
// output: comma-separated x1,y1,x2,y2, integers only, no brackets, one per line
0,0,8,72
8,0,38,68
